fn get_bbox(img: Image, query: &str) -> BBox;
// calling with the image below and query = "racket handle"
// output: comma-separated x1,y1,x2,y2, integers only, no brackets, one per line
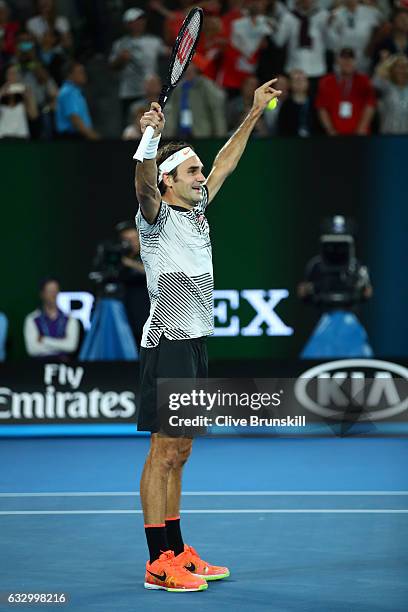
133,125,155,162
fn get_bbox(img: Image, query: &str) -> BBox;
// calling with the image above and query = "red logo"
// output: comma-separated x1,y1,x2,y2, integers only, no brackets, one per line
177,30,194,64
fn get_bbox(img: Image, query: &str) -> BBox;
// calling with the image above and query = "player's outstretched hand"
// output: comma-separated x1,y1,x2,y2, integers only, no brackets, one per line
253,79,282,111
140,102,165,138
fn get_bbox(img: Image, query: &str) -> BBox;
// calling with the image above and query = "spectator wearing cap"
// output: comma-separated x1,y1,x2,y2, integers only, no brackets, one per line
327,0,383,73
109,7,169,126
23,278,80,362
0,0,20,57
373,53,408,134
55,61,100,140
164,62,227,137
27,0,72,50
277,69,319,136
0,311,8,361
315,47,376,135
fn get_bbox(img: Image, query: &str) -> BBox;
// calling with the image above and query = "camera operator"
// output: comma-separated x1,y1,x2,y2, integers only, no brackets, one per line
298,215,373,358
115,220,149,348
90,222,149,349
298,215,372,310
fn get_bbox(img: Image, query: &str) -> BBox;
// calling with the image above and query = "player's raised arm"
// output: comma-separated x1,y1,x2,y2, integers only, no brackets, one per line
205,79,281,204
135,103,165,224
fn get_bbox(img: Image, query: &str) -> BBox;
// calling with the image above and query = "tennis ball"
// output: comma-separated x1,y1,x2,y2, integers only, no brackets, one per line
267,98,278,110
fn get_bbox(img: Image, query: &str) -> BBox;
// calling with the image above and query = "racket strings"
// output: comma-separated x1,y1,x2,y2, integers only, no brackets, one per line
170,12,202,86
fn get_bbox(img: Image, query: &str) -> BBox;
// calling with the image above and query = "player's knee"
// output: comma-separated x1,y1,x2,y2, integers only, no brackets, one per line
178,440,193,467
153,441,180,471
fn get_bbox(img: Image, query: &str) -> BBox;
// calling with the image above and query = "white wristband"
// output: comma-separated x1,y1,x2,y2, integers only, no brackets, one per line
144,135,161,159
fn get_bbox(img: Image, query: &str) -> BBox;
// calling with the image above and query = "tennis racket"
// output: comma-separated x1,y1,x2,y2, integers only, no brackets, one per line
133,6,203,162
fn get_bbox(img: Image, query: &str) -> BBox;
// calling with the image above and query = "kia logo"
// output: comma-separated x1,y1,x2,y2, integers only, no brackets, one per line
294,360,408,421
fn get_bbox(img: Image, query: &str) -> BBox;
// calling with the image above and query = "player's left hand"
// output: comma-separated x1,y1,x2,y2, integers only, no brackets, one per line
253,79,282,111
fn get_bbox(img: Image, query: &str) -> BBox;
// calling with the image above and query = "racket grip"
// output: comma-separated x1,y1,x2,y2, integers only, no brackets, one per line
133,126,155,162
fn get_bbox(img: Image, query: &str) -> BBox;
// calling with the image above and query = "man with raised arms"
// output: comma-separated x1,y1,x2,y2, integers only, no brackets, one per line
135,78,281,592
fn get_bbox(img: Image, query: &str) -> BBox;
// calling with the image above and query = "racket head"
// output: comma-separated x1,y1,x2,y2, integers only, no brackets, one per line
159,7,203,108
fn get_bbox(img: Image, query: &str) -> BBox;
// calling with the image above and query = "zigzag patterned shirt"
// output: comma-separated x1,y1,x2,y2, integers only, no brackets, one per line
135,185,213,348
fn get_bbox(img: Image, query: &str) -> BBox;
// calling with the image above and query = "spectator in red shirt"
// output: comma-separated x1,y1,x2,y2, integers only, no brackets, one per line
221,0,245,37
315,47,376,136
220,0,273,96
0,0,20,56
196,7,227,81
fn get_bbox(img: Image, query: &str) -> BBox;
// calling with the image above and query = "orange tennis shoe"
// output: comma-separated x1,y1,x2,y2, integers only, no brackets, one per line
144,550,208,592
176,544,230,581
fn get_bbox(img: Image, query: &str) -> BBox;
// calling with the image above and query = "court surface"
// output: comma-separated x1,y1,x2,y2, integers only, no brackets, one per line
1,437,407,612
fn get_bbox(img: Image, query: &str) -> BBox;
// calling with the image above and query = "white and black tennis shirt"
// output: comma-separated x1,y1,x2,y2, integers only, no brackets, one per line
135,185,213,348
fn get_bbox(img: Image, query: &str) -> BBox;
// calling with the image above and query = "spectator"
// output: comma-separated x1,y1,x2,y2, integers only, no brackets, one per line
220,0,273,96
0,27,11,74
37,29,66,85
26,0,72,50
221,0,245,36
122,74,162,140
150,0,205,46
328,0,383,73
370,8,408,68
0,64,37,138
277,68,319,136
315,47,376,135
14,31,58,139
373,53,408,133
0,0,20,56
55,61,100,140
23,277,80,362
122,103,145,140
273,0,335,87
256,0,288,82
109,7,168,126
196,6,227,81
264,72,289,133
227,75,268,135
0,311,8,361
164,61,227,137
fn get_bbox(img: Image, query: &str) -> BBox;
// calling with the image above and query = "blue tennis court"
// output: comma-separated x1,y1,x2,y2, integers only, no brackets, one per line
1,437,407,611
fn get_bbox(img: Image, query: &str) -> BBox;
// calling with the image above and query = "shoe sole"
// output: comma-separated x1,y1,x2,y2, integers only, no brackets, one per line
144,582,208,592
195,570,230,581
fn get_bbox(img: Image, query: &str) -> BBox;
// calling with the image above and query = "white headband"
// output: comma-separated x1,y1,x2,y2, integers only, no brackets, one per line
158,147,196,183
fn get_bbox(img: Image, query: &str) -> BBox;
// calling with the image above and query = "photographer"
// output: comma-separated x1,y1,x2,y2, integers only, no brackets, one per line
116,221,149,349
298,215,373,358
0,65,38,138
90,222,149,350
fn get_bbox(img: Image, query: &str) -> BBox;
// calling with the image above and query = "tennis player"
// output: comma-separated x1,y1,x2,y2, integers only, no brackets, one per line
135,78,281,592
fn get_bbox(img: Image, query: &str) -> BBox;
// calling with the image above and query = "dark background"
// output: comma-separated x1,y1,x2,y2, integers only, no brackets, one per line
1,136,407,361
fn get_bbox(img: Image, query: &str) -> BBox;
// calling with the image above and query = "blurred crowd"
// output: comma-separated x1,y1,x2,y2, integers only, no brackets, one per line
1,0,408,140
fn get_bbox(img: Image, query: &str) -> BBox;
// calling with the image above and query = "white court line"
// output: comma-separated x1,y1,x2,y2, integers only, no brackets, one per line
0,491,408,497
0,509,408,515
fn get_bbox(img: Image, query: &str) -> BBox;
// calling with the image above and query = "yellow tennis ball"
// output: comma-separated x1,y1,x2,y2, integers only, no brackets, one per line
267,98,278,110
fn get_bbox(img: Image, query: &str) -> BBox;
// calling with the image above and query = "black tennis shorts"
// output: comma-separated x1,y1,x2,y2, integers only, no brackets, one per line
137,335,208,434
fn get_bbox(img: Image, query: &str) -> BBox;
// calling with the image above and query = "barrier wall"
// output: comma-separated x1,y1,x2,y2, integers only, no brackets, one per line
0,358,407,437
